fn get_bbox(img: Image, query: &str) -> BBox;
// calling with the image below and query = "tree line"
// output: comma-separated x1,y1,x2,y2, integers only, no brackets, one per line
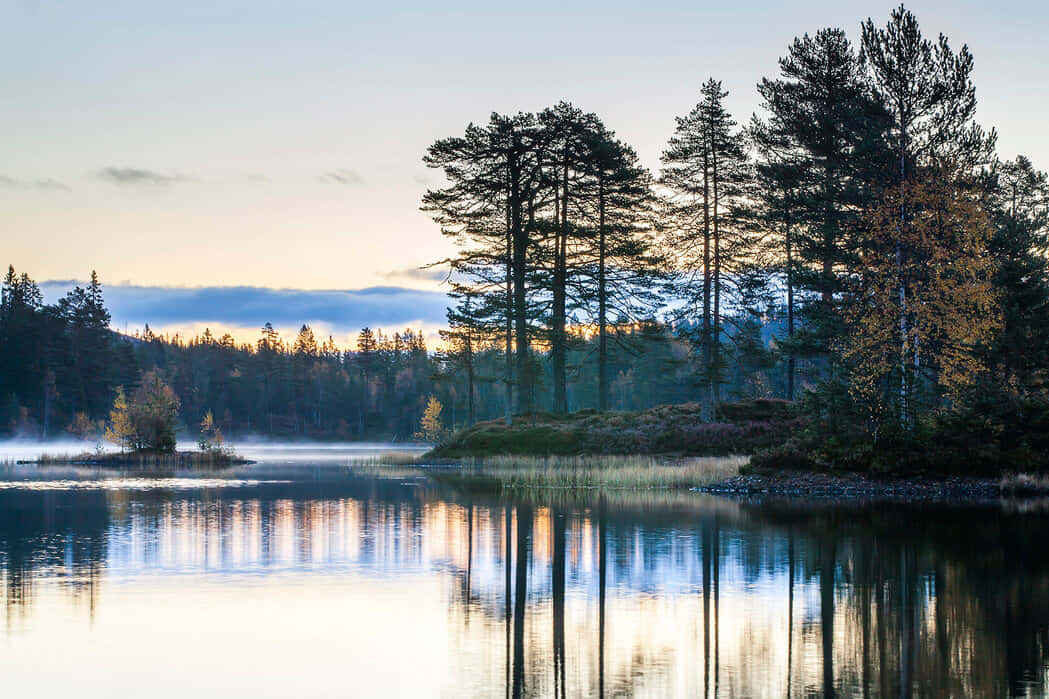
425,5,1049,457
0,279,432,440
1,269,723,440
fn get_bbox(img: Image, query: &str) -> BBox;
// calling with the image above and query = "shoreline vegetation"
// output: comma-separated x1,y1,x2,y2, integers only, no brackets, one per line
427,399,800,458
368,450,1049,501
15,449,252,468
401,397,1049,499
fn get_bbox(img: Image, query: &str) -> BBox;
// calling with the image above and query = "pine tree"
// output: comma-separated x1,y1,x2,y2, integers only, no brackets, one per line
293,324,318,356
751,28,889,399
661,79,749,419
0,266,46,425
437,293,486,427
424,112,547,419
984,156,1049,395
537,102,602,415
584,128,661,411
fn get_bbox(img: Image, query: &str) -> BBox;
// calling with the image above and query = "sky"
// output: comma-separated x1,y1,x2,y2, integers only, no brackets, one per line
3,0,1047,344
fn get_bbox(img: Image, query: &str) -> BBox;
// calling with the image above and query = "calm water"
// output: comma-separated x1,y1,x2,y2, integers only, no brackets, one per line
0,445,1047,697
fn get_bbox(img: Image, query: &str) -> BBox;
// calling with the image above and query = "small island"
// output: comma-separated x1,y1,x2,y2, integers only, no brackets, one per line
20,371,250,468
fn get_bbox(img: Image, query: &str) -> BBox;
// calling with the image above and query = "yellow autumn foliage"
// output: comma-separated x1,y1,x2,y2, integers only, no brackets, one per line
844,172,1001,421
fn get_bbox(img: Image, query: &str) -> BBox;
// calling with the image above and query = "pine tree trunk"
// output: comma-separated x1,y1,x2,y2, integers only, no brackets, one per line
822,545,836,698
711,124,721,421
702,140,712,422
597,497,607,699
552,511,566,697
598,177,609,412
504,178,514,426
897,117,909,428
552,159,569,415
786,217,796,402
511,504,531,698
466,334,475,426
510,155,530,415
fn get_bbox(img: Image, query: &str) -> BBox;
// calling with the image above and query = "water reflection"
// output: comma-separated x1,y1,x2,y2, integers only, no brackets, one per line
0,463,1047,697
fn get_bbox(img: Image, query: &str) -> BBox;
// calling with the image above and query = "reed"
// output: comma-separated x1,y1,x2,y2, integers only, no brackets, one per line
433,454,746,491
1000,472,1049,495
362,451,427,466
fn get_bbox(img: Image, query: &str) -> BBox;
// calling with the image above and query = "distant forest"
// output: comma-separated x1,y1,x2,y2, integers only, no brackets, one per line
2,5,1048,452
0,270,763,440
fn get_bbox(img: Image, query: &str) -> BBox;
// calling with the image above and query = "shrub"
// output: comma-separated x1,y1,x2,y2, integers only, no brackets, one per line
415,396,448,443
67,412,102,440
105,371,180,453
198,410,226,453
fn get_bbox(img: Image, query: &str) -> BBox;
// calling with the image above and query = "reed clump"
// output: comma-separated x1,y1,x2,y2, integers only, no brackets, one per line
441,454,746,491
366,451,427,466
1000,472,1049,495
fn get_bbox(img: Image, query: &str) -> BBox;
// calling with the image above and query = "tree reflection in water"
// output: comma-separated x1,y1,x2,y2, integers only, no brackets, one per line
0,469,1047,697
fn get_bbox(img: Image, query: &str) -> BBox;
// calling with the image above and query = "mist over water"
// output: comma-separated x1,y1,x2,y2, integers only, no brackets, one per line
0,439,108,462
0,444,1046,697
0,439,429,464
227,440,429,464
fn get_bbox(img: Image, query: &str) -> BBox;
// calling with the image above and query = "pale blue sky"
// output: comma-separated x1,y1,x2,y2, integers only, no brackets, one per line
2,0,1046,337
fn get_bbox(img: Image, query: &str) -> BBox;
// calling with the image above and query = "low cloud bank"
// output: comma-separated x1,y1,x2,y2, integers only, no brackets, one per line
38,282,449,338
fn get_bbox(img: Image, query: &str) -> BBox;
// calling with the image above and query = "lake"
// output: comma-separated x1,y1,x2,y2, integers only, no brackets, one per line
0,443,1046,697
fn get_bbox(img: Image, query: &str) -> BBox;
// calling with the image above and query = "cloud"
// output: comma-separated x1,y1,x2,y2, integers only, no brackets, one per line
0,175,70,191
384,266,448,284
243,172,270,183
38,282,449,337
96,167,194,186
318,168,365,185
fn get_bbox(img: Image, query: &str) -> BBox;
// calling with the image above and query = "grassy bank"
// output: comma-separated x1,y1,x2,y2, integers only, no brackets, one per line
429,399,802,458
18,450,252,468
425,454,746,492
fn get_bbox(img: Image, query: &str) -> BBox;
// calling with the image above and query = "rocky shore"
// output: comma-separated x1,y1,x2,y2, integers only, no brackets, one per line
697,470,1047,501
